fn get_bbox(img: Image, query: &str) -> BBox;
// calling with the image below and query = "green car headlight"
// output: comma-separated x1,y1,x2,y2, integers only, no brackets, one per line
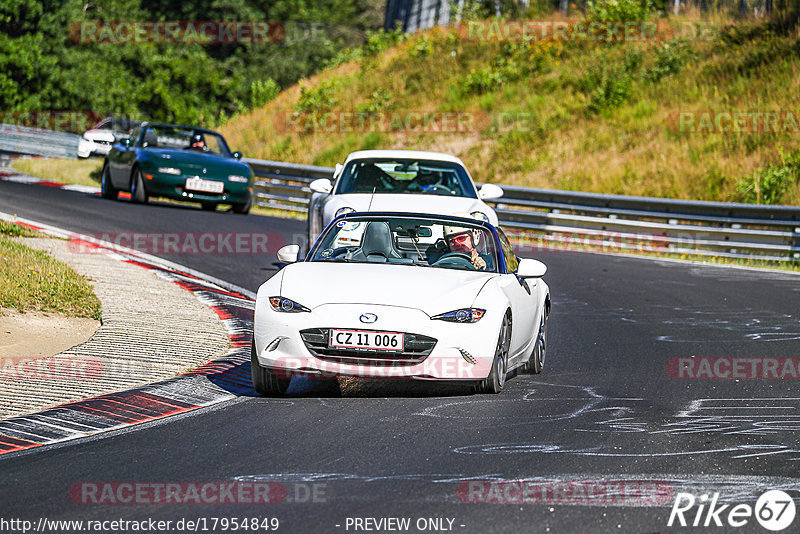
228,175,249,183
157,167,181,175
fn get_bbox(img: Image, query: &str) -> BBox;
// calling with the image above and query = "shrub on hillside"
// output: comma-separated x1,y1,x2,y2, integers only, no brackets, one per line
295,80,339,113
736,149,800,204
586,0,657,22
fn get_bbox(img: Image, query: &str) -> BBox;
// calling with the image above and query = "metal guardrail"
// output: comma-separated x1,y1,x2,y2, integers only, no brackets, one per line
0,124,80,159
245,157,800,263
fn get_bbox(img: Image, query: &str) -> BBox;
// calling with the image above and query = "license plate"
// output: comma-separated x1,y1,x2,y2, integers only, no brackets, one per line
329,329,404,351
185,177,224,193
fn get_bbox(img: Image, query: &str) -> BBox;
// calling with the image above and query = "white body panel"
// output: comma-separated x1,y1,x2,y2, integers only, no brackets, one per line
253,259,548,382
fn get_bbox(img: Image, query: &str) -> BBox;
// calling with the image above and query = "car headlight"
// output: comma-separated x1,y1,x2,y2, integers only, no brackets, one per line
269,296,311,313
228,175,249,183
158,167,181,175
470,211,490,223
335,207,355,218
432,308,485,323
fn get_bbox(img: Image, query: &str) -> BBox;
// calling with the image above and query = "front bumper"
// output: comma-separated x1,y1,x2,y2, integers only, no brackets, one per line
77,138,112,158
254,302,498,380
142,171,252,204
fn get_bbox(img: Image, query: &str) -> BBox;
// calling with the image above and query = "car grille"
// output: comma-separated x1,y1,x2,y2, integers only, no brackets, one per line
300,328,437,366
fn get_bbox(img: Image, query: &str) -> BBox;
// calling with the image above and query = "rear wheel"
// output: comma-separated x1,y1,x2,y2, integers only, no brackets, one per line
130,167,148,204
251,339,291,396
475,313,511,394
101,164,117,199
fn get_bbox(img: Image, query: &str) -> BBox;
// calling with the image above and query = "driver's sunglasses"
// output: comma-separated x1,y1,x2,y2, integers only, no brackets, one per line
447,232,472,247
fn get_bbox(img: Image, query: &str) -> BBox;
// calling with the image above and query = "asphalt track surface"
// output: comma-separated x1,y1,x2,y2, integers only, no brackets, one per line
2,180,800,533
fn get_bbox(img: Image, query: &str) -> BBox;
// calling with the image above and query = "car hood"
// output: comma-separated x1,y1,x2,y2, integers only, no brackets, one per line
324,194,495,222
279,262,495,316
145,149,249,173
83,129,115,142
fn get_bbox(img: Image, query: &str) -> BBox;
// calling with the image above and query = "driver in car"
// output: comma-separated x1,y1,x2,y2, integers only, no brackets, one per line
443,222,488,271
189,132,206,150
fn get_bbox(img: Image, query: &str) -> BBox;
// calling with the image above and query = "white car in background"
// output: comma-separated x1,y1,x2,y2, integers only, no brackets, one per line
306,150,503,247
252,212,550,396
77,117,142,158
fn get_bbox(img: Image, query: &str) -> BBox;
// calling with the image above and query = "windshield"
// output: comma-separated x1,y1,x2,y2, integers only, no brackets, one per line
138,125,231,157
334,158,477,198
311,216,499,273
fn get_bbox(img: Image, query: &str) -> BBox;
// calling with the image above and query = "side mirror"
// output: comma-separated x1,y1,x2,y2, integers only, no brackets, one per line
479,183,504,200
516,258,547,278
232,151,242,160
309,178,333,194
277,244,300,264
121,138,132,149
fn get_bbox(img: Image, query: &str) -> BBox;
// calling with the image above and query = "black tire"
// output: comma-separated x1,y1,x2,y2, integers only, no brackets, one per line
232,196,251,215
130,167,148,204
101,164,117,199
250,339,291,396
524,314,547,375
476,313,511,394
201,202,217,211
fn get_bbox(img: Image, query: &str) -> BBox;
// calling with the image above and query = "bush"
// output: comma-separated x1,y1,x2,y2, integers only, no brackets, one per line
295,80,338,113
356,89,393,112
250,79,280,109
644,39,694,82
586,0,657,22
736,149,800,204
363,28,406,57
581,51,641,113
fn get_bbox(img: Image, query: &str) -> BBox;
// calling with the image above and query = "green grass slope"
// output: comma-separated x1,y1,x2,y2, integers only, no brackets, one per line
220,9,800,204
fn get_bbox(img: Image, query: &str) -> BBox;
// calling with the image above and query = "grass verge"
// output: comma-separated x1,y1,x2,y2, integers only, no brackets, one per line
0,223,102,319
12,157,103,187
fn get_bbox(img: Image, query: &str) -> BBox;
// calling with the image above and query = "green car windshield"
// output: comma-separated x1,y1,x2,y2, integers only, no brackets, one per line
137,125,232,157
311,216,499,273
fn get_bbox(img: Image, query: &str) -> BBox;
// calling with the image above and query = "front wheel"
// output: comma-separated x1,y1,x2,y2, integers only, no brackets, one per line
251,339,291,396
475,314,511,394
523,314,547,375
232,196,251,215
101,164,117,199
130,168,148,204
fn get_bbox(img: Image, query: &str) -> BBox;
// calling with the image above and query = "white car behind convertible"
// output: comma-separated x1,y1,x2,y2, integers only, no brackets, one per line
306,150,504,247
252,212,550,395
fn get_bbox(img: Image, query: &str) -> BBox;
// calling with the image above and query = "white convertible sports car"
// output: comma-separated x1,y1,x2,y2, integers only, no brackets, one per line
305,150,503,248
252,212,550,395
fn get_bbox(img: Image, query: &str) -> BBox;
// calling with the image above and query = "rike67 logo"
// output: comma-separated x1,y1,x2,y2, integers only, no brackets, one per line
668,490,796,531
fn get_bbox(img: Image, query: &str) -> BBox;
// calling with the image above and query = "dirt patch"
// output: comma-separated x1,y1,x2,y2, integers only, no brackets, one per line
0,309,99,360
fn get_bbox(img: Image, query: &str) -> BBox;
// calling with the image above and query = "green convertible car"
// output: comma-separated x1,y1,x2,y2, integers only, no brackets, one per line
102,122,253,214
